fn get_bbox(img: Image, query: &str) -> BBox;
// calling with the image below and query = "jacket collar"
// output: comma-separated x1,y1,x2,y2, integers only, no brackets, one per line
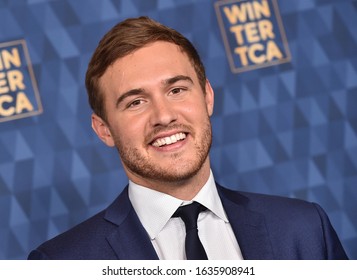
217,184,275,259
104,186,159,260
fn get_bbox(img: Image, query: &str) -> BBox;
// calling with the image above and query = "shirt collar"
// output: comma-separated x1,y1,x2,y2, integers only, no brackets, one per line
128,170,229,240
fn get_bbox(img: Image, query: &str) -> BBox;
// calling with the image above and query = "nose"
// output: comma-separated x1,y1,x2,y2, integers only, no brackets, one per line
149,97,178,127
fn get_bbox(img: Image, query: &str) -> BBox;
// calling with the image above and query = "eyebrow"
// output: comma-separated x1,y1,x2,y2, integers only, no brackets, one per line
162,75,194,87
115,75,194,108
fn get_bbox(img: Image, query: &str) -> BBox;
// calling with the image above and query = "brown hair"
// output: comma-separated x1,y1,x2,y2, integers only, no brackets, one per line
85,16,207,121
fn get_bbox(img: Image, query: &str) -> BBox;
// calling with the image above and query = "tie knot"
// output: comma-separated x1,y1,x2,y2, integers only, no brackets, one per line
173,201,206,231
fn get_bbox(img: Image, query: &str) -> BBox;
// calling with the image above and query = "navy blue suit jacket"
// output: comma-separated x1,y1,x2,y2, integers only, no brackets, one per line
28,184,348,260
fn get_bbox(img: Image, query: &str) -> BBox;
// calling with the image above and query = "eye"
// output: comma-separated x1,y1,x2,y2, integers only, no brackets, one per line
170,88,185,95
127,99,145,108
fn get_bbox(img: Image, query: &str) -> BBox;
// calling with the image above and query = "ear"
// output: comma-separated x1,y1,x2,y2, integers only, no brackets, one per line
91,114,115,147
204,79,214,117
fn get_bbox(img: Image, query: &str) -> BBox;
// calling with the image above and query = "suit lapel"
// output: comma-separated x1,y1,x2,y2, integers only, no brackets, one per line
102,184,275,259
104,186,159,260
217,185,275,260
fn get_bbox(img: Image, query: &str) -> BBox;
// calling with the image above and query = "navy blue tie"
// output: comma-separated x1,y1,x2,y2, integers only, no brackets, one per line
173,202,208,260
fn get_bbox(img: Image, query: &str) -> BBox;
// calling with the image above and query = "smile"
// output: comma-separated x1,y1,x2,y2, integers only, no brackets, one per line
151,132,187,147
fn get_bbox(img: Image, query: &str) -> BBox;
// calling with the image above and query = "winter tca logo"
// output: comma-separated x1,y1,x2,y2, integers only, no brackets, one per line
215,0,291,73
0,40,42,122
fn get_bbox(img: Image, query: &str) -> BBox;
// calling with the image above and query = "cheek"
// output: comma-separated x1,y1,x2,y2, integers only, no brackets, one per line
182,100,209,121
115,118,148,144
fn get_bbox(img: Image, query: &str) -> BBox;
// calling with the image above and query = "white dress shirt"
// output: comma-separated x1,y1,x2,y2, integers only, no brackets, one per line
128,171,244,260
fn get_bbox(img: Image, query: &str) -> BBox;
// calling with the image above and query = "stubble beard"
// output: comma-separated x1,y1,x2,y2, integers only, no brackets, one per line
114,120,212,185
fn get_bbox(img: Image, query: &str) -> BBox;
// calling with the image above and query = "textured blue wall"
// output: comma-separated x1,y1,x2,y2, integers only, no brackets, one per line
0,0,356,259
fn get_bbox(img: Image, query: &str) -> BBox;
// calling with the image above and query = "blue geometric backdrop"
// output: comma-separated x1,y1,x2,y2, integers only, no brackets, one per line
0,0,356,259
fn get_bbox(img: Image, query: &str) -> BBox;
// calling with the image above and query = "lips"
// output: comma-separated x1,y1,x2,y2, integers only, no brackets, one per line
151,132,187,147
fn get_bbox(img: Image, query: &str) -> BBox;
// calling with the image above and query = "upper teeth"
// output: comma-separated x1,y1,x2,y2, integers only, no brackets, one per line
152,133,186,147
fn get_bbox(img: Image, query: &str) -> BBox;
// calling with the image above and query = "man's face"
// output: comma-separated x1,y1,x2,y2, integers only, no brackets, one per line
92,41,214,189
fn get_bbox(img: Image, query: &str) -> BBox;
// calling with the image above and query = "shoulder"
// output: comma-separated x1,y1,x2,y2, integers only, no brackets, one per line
28,209,117,259
28,187,132,260
217,184,326,226
217,184,348,259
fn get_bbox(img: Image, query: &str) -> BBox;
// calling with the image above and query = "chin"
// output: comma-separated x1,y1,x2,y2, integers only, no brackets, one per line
157,164,204,183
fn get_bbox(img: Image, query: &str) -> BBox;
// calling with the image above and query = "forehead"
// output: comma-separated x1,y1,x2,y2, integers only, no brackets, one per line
99,41,197,91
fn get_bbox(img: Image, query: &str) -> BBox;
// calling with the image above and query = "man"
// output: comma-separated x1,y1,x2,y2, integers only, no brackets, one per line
28,17,348,260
